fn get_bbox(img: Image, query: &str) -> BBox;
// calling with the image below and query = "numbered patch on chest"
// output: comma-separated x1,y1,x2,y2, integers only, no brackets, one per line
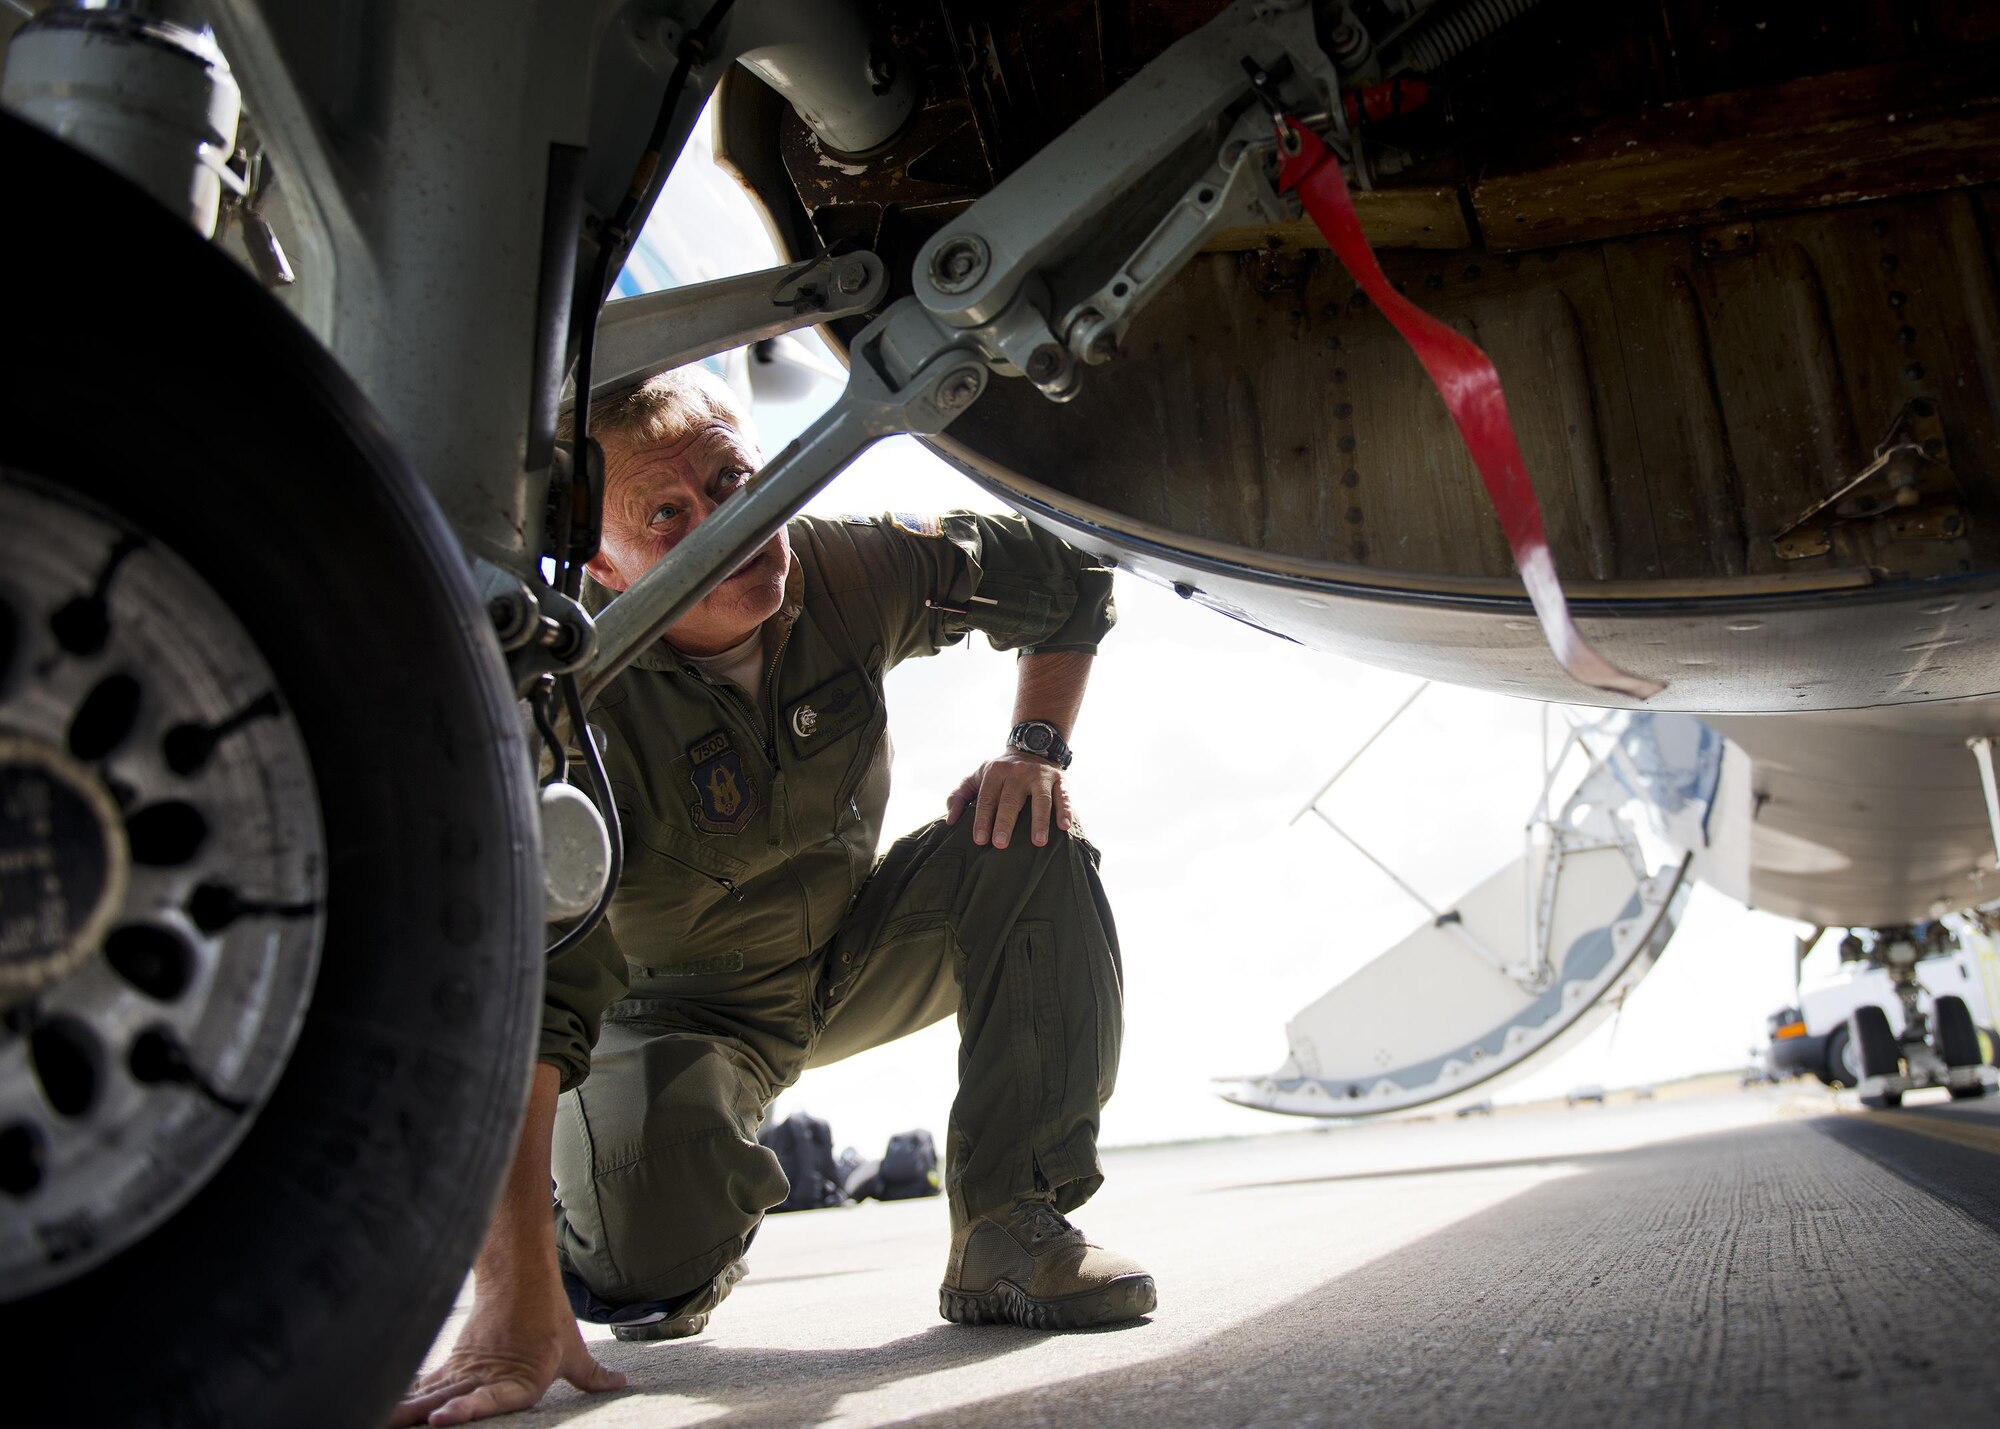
687,730,759,834
785,670,875,760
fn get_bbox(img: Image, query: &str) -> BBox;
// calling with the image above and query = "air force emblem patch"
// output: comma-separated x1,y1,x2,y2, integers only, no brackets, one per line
687,730,758,834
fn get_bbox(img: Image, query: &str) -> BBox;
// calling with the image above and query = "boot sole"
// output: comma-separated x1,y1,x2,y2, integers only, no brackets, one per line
940,1273,1157,1330
611,1311,708,1343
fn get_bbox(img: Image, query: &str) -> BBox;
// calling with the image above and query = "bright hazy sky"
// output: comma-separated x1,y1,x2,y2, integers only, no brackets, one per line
631,111,1820,1157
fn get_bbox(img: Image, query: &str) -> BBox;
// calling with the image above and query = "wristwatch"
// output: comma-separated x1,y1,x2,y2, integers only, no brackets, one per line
1007,720,1073,769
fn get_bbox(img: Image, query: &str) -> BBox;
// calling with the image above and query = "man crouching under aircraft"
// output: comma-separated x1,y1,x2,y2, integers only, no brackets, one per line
396,367,1150,1425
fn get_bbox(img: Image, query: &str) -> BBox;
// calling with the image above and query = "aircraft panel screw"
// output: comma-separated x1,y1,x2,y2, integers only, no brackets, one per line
835,259,869,296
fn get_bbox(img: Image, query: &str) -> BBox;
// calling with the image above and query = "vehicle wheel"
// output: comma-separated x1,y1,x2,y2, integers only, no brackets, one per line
1822,1025,1859,1089
0,113,542,1428
1935,994,1982,1067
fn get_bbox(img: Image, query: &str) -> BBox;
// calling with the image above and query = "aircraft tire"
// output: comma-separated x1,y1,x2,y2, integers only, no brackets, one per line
1821,1026,1856,1089
1851,1005,1902,1110
1935,995,1982,1068
0,113,543,1427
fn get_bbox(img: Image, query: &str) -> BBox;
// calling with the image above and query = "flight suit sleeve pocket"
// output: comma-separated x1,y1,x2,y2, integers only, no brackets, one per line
962,574,1055,651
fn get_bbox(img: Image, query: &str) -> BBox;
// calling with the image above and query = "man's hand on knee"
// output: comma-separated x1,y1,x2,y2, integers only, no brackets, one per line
946,752,1073,849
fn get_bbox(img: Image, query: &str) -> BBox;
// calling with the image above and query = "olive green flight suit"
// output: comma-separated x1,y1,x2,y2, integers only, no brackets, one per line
541,512,1122,1318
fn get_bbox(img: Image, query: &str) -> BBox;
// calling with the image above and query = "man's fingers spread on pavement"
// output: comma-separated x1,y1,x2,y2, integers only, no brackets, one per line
428,1382,537,1427
391,1379,476,1426
562,1355,627,1393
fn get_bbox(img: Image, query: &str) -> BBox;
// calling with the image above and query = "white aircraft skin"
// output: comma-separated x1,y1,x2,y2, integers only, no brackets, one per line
1218,695,2000,1119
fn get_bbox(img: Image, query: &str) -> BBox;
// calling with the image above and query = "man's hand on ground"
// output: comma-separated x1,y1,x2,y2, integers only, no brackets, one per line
945,752,1072,849
391,1287,623,1426
392,1062,622,1426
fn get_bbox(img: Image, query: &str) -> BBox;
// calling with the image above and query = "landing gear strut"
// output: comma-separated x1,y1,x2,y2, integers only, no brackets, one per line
1848,926,1998,1109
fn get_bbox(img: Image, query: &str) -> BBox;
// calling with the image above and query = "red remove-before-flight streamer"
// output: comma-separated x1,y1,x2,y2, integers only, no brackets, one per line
1274,115,1663,701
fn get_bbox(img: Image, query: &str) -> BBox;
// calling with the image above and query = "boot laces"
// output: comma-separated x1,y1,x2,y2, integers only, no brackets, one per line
1017,1199,1076,1245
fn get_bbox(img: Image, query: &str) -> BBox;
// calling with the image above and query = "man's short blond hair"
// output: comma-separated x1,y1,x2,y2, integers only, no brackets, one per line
559,365,750,454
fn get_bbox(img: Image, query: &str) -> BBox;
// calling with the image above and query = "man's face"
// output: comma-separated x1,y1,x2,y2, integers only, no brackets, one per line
583,411,792,656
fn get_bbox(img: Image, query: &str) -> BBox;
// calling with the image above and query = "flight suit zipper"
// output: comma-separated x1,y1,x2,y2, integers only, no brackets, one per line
761,620,794,763
758,616,820,949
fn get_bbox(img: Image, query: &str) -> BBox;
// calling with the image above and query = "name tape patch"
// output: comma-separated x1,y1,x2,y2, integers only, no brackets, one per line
785,670,874,759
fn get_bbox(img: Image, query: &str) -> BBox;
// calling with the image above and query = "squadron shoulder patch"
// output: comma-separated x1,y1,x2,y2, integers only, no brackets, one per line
687,730,758,834
890,512,943,538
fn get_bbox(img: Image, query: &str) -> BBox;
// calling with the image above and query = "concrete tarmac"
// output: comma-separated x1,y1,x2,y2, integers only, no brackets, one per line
419,1082,2000,1427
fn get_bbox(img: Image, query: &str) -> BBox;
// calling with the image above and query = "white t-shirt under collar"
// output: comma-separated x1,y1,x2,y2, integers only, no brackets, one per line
678,631,765,711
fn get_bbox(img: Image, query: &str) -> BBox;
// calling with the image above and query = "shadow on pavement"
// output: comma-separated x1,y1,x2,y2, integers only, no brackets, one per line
1214,1148,1627,1193
889,1116,2000,1428
509,1318,1064,1427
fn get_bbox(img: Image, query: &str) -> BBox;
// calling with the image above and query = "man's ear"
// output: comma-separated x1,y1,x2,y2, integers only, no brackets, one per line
583,552,625,591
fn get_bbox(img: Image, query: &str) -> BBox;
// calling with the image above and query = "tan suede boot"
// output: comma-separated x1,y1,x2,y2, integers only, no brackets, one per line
940,1198,1156,1329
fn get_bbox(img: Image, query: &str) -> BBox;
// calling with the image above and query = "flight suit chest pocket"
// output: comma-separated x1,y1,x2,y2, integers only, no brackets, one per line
628,802,753,903
783,670,875,762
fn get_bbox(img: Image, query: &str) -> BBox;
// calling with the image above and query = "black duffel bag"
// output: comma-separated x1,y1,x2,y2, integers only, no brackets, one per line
852,1128,940,1202
758,1112,850,1212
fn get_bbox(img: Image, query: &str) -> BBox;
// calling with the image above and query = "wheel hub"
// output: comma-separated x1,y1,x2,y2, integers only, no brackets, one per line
0,476,326,1300
0,736,129,1004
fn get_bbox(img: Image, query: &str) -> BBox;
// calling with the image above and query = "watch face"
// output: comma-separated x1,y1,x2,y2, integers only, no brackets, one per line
1021,724,1053,752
